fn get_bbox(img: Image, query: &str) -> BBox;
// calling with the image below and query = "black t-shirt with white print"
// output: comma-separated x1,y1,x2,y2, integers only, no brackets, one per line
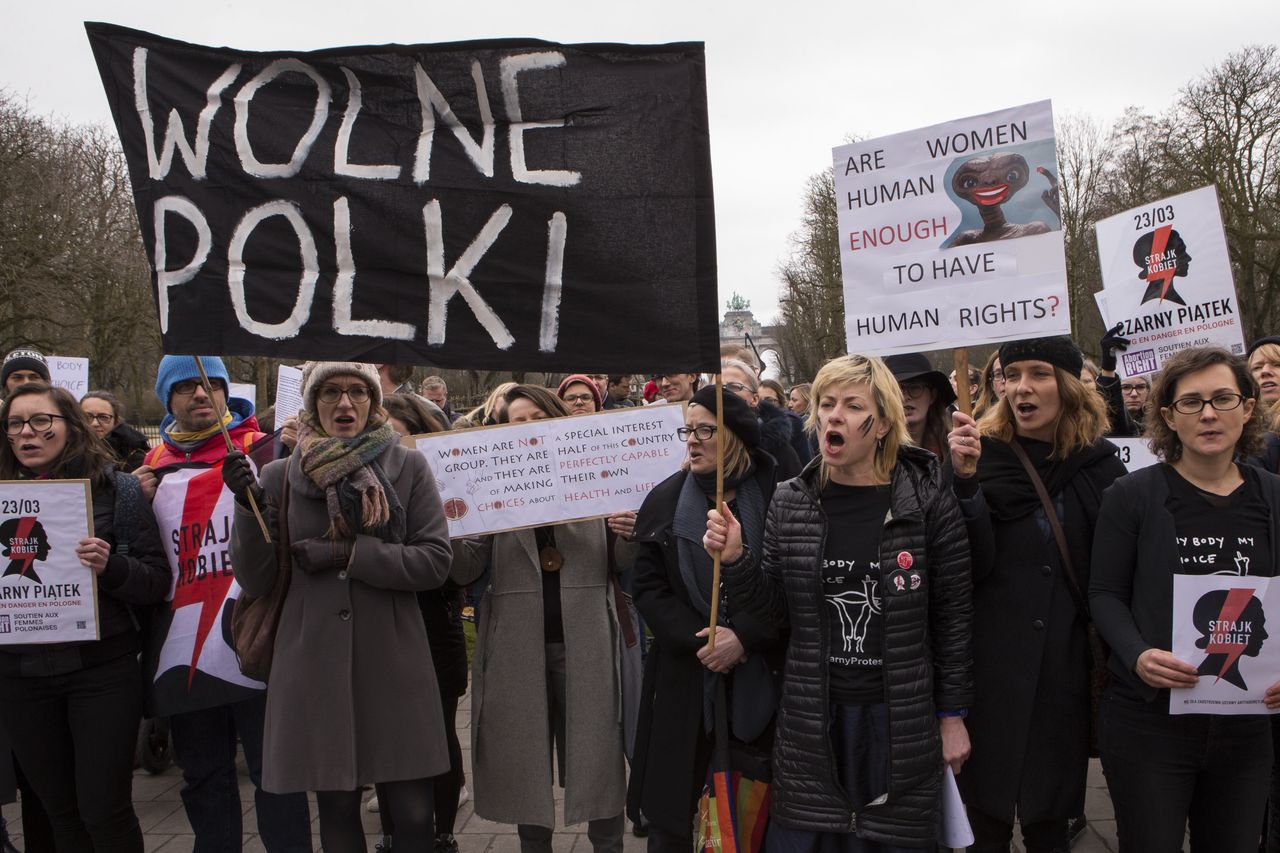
1163,464,1273,578
820,481,891,704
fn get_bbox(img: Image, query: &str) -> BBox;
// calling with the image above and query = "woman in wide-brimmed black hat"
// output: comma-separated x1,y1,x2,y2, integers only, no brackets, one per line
884,353,956,458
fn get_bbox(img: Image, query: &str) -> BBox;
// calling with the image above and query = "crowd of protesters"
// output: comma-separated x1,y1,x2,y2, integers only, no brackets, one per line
1,327,1279,853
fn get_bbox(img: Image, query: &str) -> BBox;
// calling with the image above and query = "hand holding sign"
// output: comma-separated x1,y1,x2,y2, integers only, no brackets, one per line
75,538,111,574
1136,647,1199,690
947,411,982,477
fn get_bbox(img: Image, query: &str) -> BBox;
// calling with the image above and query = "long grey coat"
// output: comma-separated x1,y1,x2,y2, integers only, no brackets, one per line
453,521,627,828
231,443,453,794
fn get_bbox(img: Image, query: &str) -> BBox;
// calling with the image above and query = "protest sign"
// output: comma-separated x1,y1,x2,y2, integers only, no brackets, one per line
229,382,256,404
1110,437,1159,473
48,356,89,400
1094,186,1243,377
832,100,1068,356
0,480,97,644
274,365,304,421
1171,573,1279,715
146,454,269,714
86,23,720,373
415,405,685,537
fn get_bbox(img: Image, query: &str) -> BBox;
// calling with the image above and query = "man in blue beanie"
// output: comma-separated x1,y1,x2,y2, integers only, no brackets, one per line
133,356,311,853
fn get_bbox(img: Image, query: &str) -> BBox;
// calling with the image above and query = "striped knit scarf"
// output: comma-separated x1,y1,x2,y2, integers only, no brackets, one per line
296,411,403,541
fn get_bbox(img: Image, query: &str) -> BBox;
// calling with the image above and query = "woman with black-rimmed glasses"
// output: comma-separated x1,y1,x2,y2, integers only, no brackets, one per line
1091,347,1280,852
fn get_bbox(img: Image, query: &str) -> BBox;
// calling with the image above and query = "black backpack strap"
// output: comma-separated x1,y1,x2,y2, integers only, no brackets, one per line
112,470,143,557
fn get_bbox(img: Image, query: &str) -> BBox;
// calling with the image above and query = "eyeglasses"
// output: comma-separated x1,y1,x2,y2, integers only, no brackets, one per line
317,385,371,404
899,382,930,399
85,413,116,425
1120,384,1149,394
991,370,1005,382
1169,393,1247,415
171,379,227,397
563,393,595,404
724,382,752,394
4,414,66,434
676,425,718,442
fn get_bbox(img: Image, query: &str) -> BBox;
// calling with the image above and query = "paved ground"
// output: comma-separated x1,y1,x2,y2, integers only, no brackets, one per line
0,688,1122,852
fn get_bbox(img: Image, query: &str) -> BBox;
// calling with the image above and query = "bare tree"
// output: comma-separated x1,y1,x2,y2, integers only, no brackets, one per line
1055,112,1117,353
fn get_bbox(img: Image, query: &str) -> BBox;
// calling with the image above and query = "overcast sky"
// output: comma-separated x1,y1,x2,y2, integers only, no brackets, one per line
3,0,1275,324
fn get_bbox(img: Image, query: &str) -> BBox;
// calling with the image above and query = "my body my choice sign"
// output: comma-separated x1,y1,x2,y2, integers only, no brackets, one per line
86,24,720,373
832,101,1069,355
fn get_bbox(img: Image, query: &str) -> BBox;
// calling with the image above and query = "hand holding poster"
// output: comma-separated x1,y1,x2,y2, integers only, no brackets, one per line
832,100,1069,355
86,24,719,373
0,481,98,644
1094,186,1244,377
1170,574,1279,715
417,405,686,537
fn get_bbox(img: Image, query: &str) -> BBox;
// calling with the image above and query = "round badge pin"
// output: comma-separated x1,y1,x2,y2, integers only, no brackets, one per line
896,551,913,570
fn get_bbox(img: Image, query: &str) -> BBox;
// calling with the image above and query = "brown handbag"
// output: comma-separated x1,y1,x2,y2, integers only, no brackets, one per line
231,457,292,682
1007,440,1111,757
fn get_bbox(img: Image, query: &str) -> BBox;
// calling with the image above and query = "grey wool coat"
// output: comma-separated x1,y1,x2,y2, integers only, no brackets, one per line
231,443,453,794
452,520,628,828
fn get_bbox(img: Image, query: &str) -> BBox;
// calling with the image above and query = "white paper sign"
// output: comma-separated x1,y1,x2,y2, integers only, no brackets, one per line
1110,438,1159,473
832,100,1069,356
1171,574,1279,715
229,383,256,404
274,365,304,421
416,406,687,537
48,356,89,401
1095,186,1244,377
0,480,98,643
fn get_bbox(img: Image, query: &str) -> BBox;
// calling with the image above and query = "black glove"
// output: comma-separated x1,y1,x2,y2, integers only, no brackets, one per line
291,537,352,575
221,451,262,506
1099,323,1130,372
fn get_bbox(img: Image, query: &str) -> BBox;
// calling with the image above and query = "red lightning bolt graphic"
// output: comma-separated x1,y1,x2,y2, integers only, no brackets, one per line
9,517,38,577
170,467,235,690
1203,587,1256,682
1147,225,1177,302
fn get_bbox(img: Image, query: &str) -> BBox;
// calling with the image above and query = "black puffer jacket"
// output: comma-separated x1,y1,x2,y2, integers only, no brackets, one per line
722,445,973,845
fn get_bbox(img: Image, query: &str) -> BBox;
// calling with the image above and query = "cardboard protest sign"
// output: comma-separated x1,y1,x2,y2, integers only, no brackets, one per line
1171,574,1279,715
1094,186,1244,377
0,481,97,643
48,356,90,401
832,100,1068,356
274,365,304,422
1110,437,1159,473
415,405,685,537
86,23,720,372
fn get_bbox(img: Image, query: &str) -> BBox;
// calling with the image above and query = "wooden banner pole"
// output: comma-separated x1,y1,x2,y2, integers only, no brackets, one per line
953,348,978,478
194,357,272,543
707,373,725,652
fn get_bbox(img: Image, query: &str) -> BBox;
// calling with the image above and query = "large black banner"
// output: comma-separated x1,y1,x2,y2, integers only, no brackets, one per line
86,23,719,372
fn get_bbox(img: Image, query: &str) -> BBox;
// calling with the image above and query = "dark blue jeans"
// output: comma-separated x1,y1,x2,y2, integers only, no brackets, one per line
0,654,144,853
169,694,311,853
1099,690,1273,853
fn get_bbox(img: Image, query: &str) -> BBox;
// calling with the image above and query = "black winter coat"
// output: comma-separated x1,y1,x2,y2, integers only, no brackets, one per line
723,446,973,845
956,436,1125,825
626,460,784,835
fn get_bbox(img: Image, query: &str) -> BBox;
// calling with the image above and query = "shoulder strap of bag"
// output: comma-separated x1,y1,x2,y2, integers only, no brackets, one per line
1007,439,1090,620
112,470,143,556
278,456,292,572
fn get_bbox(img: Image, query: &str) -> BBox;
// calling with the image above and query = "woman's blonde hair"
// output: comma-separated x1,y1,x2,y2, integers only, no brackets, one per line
1248,342,1280,431
978,365,1109,458
972,351,1001,420
681,401,753,480
807,354,909,484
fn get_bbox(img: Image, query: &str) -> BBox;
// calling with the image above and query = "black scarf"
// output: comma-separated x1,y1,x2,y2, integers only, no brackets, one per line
978,435,1116,522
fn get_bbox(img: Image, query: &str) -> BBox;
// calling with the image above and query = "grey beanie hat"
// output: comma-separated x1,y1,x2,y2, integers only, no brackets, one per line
301,362,383,412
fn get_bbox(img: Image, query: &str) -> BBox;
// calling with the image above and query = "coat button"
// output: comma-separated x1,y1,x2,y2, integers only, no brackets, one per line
1041,565,1052,576
339,609,351,621
1032,618,1045,630
338,570,348,580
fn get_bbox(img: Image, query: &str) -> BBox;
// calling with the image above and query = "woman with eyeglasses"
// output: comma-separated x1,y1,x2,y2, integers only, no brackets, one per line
1090,347,1280,852
972,352,1004,421
722,359,805,479
81,390,151,472
946,337,1125,853
0,383,170,853
449,385,630,853
227,362,453,853
884,353,956,459
626,385,784,851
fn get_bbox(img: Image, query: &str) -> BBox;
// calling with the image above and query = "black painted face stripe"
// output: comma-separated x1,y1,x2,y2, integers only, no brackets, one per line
858,414,875,437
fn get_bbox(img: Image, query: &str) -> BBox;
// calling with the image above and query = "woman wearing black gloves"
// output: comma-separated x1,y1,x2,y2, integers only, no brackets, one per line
947,337,1124,853
1089,347,1280,852
626,385,784,851
0,384,170,853
227,362,454,853
1096,322,1140,437
706,353,973,851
